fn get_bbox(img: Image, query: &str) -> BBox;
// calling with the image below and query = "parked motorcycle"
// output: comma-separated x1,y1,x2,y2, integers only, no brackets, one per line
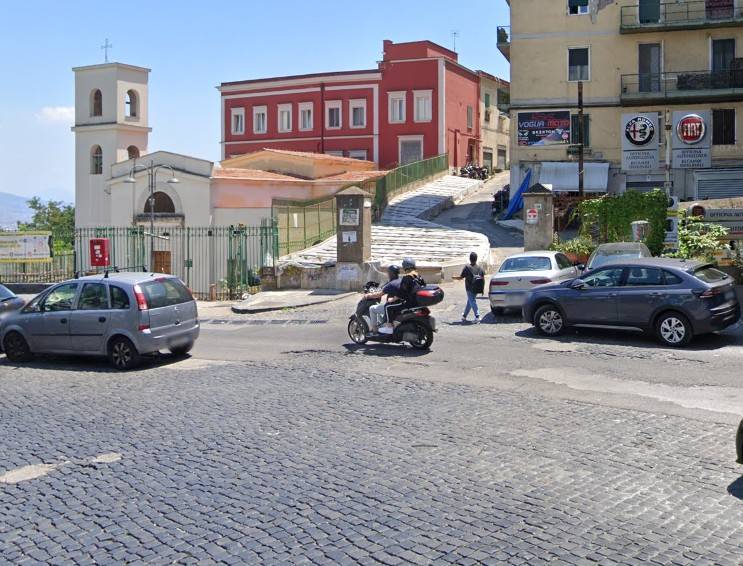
347,282,444,350
460,163,488,180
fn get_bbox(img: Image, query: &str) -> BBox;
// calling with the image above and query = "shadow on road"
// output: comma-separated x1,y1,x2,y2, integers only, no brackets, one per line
342,343,431,357
727,476,743,500
0,352,189,374
514,326,738,352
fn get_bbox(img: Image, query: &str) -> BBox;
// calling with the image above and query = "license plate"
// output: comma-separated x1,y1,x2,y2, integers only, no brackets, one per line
726,290,735,300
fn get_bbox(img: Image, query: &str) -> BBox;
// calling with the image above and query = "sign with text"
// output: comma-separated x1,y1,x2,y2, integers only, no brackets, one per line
621,113,659,171
517,111,571,146
672,111,711,169
0,232,52,263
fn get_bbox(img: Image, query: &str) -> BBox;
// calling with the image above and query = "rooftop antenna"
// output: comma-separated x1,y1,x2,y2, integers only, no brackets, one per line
101,38,113,63
451,31,459,52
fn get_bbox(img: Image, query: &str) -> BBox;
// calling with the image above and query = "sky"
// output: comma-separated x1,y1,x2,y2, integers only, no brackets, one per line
0,0,510,204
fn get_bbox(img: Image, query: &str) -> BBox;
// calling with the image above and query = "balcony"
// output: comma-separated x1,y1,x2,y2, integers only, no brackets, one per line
620,1,743,33
621,69,743,105
497,26,510,61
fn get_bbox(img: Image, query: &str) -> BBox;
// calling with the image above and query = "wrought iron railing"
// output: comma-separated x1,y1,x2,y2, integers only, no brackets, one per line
621,68,743,99
621,1,742,30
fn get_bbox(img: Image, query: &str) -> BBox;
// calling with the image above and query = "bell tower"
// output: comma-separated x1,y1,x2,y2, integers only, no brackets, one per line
72,62,151,227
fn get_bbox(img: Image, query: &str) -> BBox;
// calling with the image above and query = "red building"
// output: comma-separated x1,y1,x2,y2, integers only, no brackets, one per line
219,40,483,169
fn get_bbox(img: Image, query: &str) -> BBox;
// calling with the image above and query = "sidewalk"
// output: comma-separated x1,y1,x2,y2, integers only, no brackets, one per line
230,289,355,314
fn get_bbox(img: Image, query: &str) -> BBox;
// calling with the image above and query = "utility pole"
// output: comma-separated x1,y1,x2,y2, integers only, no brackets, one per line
578,81,585,198
664,108,672,196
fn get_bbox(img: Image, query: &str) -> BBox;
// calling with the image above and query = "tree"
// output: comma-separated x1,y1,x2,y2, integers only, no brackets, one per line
17,198,75,251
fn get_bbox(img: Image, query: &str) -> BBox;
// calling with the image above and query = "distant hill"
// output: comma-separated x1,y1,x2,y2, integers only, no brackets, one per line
0,192,33,229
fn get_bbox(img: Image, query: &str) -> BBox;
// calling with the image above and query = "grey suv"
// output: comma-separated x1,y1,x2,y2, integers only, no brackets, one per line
0,273,199,369
523,258,740,347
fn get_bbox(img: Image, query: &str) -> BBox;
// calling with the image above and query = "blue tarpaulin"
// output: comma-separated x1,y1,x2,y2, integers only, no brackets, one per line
502,168,531,220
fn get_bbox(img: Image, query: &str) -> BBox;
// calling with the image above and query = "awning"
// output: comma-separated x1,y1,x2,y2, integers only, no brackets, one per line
539,162,609,193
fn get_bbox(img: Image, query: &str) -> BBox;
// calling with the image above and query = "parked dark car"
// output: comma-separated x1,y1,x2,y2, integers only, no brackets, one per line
0,284,25,318
523,258,740,347
737,418,743,465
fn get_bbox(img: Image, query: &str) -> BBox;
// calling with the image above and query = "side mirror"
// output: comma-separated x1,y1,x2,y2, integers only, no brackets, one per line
576,263,586,271
570,279,587,290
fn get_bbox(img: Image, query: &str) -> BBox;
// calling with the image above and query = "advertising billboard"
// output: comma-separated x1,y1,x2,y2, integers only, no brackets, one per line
672,111,711,169
517,111,571,146
0,232,52,263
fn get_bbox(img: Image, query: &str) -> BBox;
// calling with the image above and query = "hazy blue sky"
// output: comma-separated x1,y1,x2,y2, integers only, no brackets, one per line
0,1,509,203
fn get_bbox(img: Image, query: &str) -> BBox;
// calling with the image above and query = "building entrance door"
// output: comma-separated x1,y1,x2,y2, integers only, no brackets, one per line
639,43,662,92
153,251,172,274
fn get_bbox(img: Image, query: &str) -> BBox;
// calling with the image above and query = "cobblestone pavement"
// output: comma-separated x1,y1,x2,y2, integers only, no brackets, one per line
2,358,743,564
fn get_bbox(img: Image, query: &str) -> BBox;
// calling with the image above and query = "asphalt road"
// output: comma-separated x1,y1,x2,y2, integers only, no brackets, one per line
3,178,743,563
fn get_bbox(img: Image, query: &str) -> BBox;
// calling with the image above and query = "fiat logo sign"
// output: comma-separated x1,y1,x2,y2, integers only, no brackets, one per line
677,114,706,145
625,116,655,146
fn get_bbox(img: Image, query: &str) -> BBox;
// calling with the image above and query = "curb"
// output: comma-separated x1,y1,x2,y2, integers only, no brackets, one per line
231,292,355,314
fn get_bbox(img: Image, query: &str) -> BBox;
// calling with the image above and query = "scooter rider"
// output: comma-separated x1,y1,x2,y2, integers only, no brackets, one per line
364,265,401,332
380,257,425,334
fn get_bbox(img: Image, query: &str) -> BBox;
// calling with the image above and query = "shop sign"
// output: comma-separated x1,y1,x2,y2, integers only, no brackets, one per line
621,113,659,171
0,232,52,263
672,111,711,169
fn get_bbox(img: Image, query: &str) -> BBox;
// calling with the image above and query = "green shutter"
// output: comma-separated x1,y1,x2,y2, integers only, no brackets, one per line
568,0,588,7
484,93,491,107
571,114,590,147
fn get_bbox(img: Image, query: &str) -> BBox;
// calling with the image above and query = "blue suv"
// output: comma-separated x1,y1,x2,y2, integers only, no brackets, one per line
523,258,740,347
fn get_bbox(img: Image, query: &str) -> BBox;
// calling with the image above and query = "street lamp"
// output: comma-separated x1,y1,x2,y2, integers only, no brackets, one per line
123,159,179,271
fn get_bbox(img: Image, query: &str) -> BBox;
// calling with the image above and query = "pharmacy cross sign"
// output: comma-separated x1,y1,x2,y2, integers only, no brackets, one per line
625,115,655,146
101,38,113,63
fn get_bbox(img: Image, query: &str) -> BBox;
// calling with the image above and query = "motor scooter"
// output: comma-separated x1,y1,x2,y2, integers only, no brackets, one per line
347,282,443,350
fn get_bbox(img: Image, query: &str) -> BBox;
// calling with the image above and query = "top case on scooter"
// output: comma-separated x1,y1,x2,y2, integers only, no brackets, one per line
415,285,445,307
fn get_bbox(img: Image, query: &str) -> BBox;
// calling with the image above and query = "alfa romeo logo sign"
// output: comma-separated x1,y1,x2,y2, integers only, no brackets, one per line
625,116,655,146
676,114,706,145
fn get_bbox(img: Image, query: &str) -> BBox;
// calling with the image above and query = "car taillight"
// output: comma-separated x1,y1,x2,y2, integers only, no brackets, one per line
133,284,148,311
491,281,509,286
415,308,431,317
530,278,552,285
697,287,723,298
138,323,150,332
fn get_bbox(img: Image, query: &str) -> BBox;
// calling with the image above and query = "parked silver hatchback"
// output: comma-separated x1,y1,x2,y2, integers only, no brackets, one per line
0,273,199,370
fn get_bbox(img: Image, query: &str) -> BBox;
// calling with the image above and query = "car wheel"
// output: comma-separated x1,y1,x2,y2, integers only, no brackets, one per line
108,336,141,370
169,341,194,357
534,305,565,337
656,312,692,347
3,332,33,362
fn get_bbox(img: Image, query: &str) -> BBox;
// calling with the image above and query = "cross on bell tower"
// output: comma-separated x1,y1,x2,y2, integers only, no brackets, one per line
101,39,113,63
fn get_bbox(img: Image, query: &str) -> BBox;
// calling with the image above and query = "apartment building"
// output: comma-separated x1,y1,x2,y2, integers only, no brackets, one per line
499,0,743,200
478,71,511,171
219,40,496,169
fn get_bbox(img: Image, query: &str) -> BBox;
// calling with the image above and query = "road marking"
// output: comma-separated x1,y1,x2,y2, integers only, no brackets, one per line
512,367,743,416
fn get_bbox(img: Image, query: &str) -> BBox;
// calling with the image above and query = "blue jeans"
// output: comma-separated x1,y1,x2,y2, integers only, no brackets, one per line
463,290,479,319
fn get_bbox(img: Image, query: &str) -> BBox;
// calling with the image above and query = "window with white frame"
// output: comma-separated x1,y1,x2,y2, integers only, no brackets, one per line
325,150,344,156
326,100,342,129
568,47,590,81
278,103,292,133
413,90,432,123
253,105,267,134
399,136,423,165
466,106,474,130
348,149,368,160
299,102,313,131
350,99,367,128
388,91,406,124
231,107,245,135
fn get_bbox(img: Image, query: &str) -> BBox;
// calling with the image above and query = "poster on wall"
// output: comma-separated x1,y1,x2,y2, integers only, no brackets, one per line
0,232,52,263
517,111,571,146
621,113,659,171
672,111,712,169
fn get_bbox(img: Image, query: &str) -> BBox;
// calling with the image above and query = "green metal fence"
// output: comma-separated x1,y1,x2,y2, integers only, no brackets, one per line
272,198,337,257
0,224,279,301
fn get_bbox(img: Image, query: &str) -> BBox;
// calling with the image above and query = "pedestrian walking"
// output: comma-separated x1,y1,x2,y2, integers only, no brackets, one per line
454,252,485,323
